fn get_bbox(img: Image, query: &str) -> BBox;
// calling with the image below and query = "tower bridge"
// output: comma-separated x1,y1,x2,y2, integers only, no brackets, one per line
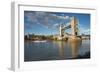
54,16,80,40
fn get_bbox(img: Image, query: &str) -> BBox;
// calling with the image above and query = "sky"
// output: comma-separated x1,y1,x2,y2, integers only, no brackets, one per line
24,11,90,35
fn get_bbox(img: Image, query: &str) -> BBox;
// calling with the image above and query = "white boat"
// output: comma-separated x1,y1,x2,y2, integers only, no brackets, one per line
33,40,47,43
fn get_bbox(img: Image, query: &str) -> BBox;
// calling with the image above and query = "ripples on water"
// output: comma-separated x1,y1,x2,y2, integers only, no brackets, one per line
24,39,90,61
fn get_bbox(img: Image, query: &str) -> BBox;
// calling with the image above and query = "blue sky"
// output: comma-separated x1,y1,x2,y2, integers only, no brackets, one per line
24,11,90,35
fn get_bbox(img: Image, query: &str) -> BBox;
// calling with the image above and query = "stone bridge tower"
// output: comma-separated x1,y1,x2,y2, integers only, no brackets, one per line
70,17,79,36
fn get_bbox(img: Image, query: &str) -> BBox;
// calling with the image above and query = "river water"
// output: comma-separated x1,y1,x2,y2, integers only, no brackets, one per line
24,39,90,61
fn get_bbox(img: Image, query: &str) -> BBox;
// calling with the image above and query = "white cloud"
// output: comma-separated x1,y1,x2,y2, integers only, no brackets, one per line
55,15,69,20
53,23,59,27
24,11,70,29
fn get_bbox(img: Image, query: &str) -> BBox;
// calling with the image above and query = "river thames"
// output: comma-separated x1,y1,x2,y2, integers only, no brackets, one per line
24,39,90,61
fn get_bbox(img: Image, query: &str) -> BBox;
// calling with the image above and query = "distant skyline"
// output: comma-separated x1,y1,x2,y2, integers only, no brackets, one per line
24,11,90,35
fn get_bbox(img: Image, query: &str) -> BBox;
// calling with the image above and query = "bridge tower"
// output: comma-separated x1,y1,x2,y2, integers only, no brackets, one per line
70,17,79,36
58,16,79,40
59,24,62,37
59,24,64,37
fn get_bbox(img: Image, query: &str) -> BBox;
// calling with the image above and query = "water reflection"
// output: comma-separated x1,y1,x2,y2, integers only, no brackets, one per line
68,38,82,58
53,38,82,59
54,41,66,59
25,38,90,61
